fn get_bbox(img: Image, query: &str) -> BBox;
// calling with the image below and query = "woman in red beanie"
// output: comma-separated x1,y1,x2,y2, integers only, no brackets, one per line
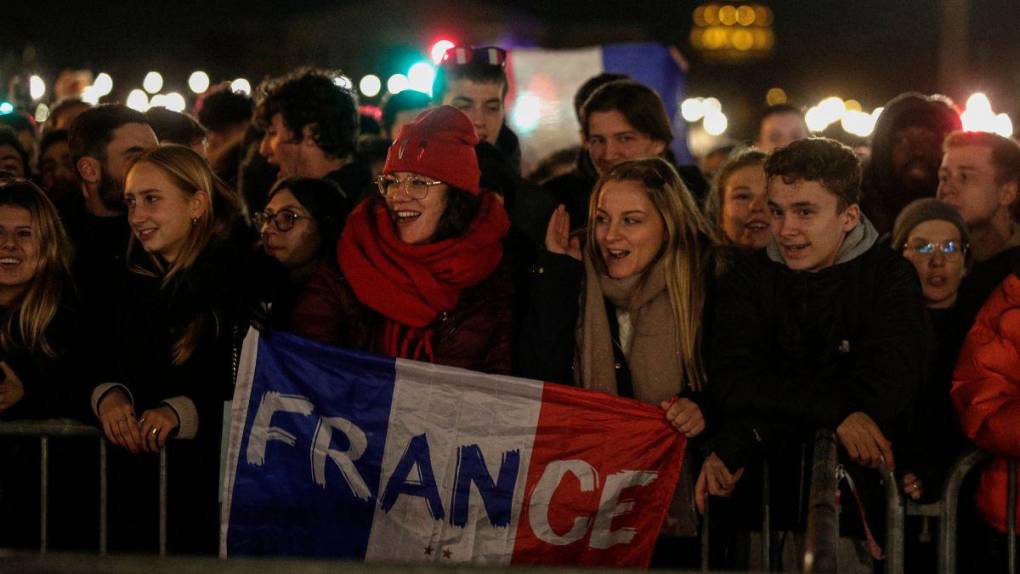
291,105,513,374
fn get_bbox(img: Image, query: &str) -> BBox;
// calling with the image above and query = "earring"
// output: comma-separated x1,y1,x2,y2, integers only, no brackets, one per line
191,216,199,226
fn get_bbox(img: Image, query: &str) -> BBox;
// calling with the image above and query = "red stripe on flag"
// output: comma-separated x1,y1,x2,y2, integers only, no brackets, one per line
511,384,686,568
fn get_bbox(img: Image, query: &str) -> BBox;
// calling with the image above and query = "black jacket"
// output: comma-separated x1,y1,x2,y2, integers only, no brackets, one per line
89,231,257,554
704,231,928,534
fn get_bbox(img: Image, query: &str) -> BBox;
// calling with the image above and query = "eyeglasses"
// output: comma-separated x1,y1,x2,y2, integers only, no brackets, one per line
374,175,444,200
903,239,968,260
441,46,507,67
254,210,307,232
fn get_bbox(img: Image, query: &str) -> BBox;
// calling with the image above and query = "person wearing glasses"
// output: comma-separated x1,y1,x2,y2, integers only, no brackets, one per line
293,106,513,374
889,199,972,570
254,177,345,331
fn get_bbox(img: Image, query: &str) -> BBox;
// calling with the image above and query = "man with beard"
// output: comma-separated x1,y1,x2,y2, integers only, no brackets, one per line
860,92,961,234
67,105,158,303
38,129,79,204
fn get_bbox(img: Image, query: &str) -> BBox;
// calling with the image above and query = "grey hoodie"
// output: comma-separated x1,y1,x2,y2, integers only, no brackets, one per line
765,214,880,269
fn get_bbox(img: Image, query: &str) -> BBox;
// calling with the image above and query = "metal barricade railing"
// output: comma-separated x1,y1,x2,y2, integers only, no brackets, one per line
803,429,839,573
0,418,171,557
801,429,905,574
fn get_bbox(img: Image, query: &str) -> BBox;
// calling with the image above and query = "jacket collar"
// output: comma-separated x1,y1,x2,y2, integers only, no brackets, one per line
766,214,880,270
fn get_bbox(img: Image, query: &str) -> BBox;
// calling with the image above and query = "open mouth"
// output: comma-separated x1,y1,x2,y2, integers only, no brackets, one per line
745,221,770,231
135,228,157,241
782,243,810,256
0,256,22,269
393,210,421,224
926,274,947,287
606,248,630,260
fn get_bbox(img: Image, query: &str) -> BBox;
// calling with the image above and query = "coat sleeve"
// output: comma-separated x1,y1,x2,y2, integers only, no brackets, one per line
835,255,928,431
515,250,583,384
952,291,1020,458
291,260,353,347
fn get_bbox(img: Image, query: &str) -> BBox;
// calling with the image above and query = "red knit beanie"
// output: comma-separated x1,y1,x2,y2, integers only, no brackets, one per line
383,105,481,195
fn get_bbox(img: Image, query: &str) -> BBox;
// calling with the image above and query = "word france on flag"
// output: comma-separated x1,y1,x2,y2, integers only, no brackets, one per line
220,329,686,567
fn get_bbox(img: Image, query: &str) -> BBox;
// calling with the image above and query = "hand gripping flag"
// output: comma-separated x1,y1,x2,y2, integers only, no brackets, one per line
221,329,686,567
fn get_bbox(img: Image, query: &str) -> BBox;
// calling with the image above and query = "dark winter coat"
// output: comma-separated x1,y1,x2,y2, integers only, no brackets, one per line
292,258,514,375
87,231,257,554
705,224,929,531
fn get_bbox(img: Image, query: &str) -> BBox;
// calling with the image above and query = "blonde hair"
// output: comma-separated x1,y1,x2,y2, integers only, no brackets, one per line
0,180,73,357
586,158,718,391
126,144,246,364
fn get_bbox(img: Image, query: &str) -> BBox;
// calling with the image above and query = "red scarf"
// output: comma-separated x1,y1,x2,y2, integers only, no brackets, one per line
339,192,510,361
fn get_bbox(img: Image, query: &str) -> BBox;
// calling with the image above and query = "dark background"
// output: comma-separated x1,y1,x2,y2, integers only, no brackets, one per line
2,0,1017,141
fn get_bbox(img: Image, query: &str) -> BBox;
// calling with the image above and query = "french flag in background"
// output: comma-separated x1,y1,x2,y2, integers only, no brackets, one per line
221,330,686,567
506,42,690,172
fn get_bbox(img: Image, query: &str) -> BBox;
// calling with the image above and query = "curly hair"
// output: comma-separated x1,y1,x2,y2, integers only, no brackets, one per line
764,137,861,210
253,68,359,160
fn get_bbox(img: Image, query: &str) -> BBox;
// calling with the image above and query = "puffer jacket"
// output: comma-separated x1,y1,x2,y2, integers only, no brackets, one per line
952,273,1020,533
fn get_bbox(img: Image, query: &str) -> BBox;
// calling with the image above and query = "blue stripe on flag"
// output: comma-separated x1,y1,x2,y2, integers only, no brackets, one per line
227,332,396,558
601,42,691,164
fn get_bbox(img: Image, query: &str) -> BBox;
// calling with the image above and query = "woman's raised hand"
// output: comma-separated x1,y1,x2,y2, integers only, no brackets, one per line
545,204,582,261
661,397,706,438
98,388,144,455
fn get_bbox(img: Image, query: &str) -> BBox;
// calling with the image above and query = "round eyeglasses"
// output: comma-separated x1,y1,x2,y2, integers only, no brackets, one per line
373,175,444,201
902,239,968,260
254,210,307,232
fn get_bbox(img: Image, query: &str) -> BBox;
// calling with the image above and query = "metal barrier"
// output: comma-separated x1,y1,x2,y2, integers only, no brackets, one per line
0,418,170,557
801,429,905,574
924,448,1020,574
697,461,774,572
803,429,839,573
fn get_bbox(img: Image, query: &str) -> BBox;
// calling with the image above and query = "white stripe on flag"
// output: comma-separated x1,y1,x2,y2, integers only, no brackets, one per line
219,327,261,557
364,360,545,564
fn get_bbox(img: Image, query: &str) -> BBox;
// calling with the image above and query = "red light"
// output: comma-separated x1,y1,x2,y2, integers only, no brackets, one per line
430,40,456,65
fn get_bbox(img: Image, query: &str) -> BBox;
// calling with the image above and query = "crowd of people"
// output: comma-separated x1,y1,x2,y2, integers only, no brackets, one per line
0,44,1018,572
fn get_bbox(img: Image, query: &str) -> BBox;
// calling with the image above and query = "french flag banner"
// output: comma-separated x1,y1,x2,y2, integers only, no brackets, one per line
220,329,686,567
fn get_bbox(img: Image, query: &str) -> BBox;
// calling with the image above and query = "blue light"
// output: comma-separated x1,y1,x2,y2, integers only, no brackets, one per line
0,102,13,115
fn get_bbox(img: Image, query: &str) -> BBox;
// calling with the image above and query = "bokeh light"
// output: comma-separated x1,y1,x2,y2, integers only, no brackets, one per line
29,75,46,101
230,78,252,96
430,40,456,65
188,71,210,94
127,89,150,112
143,71,164,94
387,74,409,95
407,63,436,95
359,75,382,98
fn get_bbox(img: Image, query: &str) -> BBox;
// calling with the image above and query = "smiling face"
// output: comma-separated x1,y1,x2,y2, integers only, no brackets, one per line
768,177,859,272
383,171,449,244
901,219,966,308
0,205,40,305
594,179,665,279
586,110,667,177
124,162,205,264
721,164,770,250
260,189,321,272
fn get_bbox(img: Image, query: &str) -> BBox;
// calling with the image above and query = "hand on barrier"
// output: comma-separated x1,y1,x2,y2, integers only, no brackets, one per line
138,406,180,453
836,411,895,470
695,452,745,513
900,471,924,500
0,362,24,414
660,397,705,437
98,388,144,455
545,204,582,261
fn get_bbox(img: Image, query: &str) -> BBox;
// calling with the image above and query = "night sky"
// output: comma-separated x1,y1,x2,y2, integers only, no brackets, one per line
3,0,1018,140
